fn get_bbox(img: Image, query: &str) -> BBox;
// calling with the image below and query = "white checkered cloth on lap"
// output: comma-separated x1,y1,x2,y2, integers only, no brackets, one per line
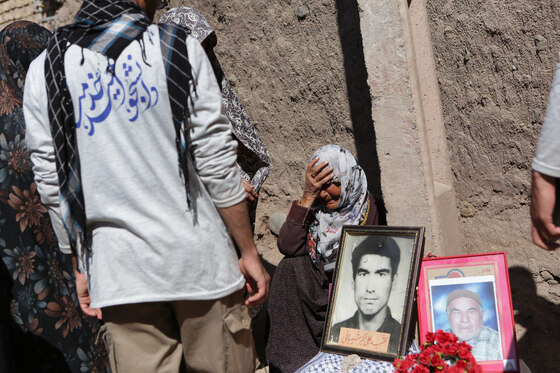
295,341,420,373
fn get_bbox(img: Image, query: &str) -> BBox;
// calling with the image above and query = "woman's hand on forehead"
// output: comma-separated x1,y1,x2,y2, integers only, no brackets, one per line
299,157,334,208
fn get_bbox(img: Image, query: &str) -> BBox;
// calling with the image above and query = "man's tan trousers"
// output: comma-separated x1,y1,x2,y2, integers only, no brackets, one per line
102,290,256,373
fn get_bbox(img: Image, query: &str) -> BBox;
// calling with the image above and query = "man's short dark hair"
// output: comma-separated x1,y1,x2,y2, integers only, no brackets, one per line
351,236,400,279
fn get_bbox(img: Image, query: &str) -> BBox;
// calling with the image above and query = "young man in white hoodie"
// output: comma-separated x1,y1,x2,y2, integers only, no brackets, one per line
23,0,269,371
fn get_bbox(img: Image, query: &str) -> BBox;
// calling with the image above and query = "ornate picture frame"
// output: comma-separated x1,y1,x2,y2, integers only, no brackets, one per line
320,226,425,361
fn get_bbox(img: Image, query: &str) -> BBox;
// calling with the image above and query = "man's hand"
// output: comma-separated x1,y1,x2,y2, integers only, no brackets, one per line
531,170,560,250
242,179,258,202
217,200,270,306
72,256,102,319
238,253,270,307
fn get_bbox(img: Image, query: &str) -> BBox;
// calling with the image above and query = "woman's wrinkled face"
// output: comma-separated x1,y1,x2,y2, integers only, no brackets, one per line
318,179,342,209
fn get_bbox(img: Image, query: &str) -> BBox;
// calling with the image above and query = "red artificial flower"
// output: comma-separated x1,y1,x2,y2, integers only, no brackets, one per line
434,329,449,343
428,352,443,368
436,358,449,370
394,355,416,372
432,342,444,354
411,365,430,373
446,365,467,373
418,349,431,366
458,343,473,360
444,343,459,356
393,330,480,373
468,364,483,373
455,359,468,369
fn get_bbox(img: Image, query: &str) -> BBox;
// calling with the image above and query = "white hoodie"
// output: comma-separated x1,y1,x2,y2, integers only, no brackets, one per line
24,25,245,308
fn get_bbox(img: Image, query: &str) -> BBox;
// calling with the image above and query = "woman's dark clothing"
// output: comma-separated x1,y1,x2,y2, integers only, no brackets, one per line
266,196,378,373
0,21,108,372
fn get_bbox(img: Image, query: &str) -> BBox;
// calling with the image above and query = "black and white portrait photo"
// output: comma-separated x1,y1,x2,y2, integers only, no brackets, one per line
322,227,423,360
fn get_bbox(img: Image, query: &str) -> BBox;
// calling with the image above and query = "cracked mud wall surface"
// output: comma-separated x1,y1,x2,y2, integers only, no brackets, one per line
427,1,560,370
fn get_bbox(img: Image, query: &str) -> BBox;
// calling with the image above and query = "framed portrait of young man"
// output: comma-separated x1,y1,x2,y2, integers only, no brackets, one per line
417,252,519,372
320,226,424,361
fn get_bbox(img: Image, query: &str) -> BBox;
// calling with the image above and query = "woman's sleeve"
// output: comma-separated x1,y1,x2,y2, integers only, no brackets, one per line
277,201,314,257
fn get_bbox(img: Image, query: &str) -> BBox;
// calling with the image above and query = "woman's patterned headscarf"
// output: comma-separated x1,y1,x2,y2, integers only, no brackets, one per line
160,7,216,48
160,7,271,191
307,145,370,267
0,21,108,371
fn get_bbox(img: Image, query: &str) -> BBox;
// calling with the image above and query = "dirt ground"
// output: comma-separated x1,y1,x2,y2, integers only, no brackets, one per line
49,0,560,371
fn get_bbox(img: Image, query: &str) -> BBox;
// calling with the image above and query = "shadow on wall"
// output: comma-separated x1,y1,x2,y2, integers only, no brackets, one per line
509,266,560,373
335,0,386,225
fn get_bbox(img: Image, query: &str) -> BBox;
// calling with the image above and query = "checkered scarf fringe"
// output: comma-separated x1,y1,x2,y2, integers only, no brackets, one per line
160,7,271,192
44,0,193,263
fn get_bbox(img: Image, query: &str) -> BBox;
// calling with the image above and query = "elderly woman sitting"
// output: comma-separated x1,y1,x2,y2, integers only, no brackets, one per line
266,145,379,373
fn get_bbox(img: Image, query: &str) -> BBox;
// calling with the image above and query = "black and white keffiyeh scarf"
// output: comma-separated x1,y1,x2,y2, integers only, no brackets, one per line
160,7,271,192
44,0,194,261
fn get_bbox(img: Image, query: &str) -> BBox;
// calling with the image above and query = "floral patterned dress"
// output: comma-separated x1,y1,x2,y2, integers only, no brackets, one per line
0,21,109,372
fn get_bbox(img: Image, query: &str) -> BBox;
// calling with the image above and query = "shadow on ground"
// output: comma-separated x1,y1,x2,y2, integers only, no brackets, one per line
509,266,560,373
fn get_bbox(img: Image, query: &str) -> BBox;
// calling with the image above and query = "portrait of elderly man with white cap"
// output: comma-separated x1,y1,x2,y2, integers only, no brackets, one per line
445,289,503,361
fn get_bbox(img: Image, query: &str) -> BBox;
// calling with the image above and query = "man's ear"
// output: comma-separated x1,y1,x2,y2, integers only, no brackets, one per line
391,273,398,290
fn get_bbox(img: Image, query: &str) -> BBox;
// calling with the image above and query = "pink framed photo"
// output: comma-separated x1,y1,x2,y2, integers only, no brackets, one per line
417,252,519,372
